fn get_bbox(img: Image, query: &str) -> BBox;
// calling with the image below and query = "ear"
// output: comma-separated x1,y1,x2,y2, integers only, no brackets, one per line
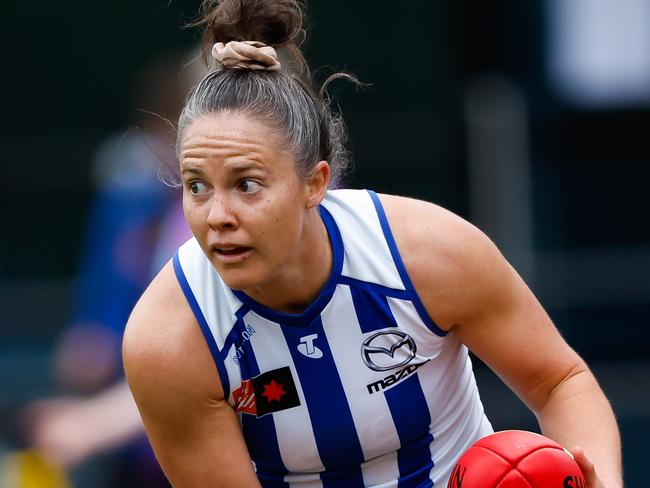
305,160,331,209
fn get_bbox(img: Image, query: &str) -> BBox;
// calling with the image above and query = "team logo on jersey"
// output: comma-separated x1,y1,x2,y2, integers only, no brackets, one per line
232,366,301,418
360,330,417,371
297,334,323,359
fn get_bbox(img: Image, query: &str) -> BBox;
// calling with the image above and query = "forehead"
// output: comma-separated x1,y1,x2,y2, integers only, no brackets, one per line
181,111,287,163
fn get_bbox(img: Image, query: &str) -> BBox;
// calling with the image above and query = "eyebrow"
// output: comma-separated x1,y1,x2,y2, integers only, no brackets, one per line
222,160,265,173
180,166,204,176
180,160,266,178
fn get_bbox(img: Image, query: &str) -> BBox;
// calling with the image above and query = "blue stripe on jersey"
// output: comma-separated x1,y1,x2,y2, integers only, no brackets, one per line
280,318,365,477
225,307,254,378
320,464,367,488
256,471,291,488
173,252,230,395
232,313,288,486
244,410,289,488
367,190,447,338
349,284,399,334
395,435,435,487
339,275,411,300
384,374,434,487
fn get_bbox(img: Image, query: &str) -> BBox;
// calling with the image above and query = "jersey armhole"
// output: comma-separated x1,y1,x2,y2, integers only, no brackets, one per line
172,251,231,396
367,190,447,337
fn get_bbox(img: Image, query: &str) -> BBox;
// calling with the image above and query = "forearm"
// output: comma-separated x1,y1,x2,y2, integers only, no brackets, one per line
142,401,262,488
82,381,144,451
536,368,622,488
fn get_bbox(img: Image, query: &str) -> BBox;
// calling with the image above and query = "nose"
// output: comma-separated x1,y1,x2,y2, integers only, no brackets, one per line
207,194,238,231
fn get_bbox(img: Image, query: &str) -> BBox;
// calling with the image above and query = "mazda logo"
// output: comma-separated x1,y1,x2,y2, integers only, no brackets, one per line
361,330,417,372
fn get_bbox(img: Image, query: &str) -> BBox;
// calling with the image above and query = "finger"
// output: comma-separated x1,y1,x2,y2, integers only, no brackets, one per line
569,447,600,488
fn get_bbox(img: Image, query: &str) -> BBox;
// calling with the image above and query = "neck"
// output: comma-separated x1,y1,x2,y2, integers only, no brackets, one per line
243,208,333,313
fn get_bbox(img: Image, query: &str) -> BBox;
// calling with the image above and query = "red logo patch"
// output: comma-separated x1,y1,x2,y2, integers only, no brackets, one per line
232,366,300,418
233,379,257,415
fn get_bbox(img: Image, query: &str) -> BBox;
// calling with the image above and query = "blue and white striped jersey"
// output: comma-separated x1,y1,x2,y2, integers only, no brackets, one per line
174,189,492,487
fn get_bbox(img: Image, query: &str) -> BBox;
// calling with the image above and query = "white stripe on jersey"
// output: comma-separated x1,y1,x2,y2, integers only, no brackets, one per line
359,451,399,488
321,190,404,290
284,472,323,488
416,337,493,485
386,296,445,363
223,343,242,402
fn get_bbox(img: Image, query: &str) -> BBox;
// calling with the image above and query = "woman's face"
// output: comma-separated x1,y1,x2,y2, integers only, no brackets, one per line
180,111,314,292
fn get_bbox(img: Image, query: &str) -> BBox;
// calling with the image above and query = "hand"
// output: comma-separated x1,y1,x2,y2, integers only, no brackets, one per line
21,382,145,468
21,397,94,468
570,447,620,488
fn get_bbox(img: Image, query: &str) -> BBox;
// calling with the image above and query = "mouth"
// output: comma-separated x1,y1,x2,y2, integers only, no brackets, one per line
212,246,253,263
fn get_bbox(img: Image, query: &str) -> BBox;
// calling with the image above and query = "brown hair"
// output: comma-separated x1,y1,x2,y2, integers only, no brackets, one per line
194,0,308,74
178,0,352,187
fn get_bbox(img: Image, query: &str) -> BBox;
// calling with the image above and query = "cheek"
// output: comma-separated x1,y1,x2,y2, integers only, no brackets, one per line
182,196,208,235
182,196,195,226
262,197,304,249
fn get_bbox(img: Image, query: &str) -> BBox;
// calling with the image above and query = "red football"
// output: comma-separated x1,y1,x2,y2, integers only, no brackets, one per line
447,430,586,488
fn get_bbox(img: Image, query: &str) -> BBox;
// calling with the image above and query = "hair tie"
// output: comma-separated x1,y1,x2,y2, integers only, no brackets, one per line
211,41,281,71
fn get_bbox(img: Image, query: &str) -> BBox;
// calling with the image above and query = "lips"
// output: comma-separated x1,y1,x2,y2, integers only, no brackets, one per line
211,244,252,263
216,247,249,255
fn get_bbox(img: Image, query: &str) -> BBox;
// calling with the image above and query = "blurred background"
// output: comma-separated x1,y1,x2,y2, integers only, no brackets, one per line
1,0,648,486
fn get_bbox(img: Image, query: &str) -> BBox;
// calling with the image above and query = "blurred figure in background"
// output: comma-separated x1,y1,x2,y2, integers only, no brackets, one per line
19,50,200,487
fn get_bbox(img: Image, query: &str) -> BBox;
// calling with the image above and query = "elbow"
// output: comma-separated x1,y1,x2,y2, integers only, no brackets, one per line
528,359,594,415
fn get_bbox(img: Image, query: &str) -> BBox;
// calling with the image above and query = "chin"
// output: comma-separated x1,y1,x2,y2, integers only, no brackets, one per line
213,264,266,292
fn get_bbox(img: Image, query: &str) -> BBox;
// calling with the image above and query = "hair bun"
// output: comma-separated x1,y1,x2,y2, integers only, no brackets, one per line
197,0,306,62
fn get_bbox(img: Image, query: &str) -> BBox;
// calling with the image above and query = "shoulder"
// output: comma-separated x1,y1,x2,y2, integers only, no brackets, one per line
376,193,517,331
376,193,479,244
123,261,224,411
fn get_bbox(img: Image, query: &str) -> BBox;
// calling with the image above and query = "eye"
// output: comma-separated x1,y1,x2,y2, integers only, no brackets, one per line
238,179,262,194
188,181,209,195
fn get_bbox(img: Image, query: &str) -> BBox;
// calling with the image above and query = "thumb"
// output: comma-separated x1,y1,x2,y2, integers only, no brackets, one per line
569,447,601,488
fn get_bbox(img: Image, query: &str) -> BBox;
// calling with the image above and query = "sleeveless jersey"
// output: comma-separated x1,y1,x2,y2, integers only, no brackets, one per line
173,189,493,487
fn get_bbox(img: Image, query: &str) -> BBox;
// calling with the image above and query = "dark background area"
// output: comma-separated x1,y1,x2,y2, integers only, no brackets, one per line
1,0,648,485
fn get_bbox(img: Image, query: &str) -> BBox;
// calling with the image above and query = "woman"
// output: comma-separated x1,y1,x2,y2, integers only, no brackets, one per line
123,1,622,486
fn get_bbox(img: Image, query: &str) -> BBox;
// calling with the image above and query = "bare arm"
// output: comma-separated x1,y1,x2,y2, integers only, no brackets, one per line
381,194,622,488
25,380,143,467
123,261,261,488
